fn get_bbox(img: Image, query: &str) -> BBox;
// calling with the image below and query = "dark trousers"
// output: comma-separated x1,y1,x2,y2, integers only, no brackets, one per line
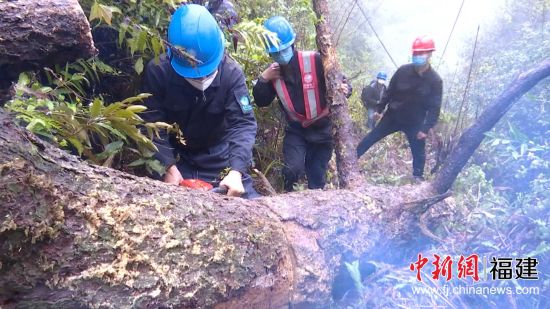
356,115,426,177
177,141,259,199
282,130,333,191
366,108,377,130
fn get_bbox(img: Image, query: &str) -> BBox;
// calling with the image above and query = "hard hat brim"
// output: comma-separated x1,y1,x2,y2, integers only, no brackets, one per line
169,33,226,79
266,37,295,54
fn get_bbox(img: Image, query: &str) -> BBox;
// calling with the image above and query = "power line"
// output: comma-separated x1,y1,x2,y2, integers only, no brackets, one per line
354,0,398,69
437,0,466,70
453,25,480,137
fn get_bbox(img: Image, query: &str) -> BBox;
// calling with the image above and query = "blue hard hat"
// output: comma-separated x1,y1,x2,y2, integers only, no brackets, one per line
167,4,225,78
376,71,387,80
263,16,296,53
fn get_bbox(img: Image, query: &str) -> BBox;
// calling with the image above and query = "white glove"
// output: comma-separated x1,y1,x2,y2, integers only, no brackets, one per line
219,170,245,197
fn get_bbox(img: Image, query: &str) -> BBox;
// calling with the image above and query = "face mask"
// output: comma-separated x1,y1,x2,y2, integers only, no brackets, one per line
412,54,429,66
270,47,294,65
185,70,218,91
377,79,385,84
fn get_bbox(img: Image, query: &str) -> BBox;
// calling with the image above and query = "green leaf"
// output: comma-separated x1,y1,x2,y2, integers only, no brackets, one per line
96,140,124,160
127,159,146,167
89,2,121,25
26,118,47,132
68,137,84,155
120,93,151,105
89,2,103,23
146,159,166,176
152,37,162,60
90,98,103,117
137,30,148,52
96,122,127,140
134,57,144,75
118,23,128,47
17,73,30,86
126,105,147,114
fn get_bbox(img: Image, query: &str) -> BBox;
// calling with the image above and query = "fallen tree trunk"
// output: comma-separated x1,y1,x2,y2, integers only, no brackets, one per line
0,109,446,308
312,0,364,189
0,0,96,102
1,57,547,307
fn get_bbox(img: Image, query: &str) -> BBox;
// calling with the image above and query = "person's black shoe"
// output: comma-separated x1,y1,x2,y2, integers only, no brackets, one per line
412,175,425,183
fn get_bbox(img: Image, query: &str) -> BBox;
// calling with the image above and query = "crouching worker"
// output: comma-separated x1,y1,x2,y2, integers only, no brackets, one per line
141,4,259,198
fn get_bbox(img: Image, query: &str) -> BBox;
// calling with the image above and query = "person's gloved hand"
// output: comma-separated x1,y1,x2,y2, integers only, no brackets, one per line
219,170,245,197
341,77,353,98
260,63,281,81
164,165,183,185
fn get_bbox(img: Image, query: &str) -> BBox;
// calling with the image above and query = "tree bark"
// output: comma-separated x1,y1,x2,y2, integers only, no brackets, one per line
432,58,550,194
0,0,97,101
0,109,447,308
312,0,364,190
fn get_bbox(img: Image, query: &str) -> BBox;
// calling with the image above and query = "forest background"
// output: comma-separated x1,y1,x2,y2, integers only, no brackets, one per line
3,0,549,307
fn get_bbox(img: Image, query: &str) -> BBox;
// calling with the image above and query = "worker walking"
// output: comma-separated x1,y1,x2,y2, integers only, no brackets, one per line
361,71,387,130
253,16,351,191
356,36,443,181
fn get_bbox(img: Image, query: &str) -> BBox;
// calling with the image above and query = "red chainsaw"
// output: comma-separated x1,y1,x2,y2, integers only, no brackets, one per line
179,179,228,194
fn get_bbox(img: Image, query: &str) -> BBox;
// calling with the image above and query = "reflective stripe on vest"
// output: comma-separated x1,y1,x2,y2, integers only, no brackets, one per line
271,51,329,128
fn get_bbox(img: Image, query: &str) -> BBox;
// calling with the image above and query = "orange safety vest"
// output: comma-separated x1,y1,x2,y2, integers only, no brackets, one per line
272,51,329,128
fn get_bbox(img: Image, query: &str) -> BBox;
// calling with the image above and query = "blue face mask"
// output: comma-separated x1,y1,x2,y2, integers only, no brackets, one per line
412,55,428,66
270,47,294,65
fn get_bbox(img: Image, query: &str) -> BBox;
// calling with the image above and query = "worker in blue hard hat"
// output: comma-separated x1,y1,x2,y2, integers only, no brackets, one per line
141,4,258,198
206,0,239,30
253,16,352,192
361,71,387,130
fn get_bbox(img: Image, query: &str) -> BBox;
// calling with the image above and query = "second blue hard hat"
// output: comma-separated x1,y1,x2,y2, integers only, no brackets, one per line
167,4,225,78
263,16,296,53
376,71,387,80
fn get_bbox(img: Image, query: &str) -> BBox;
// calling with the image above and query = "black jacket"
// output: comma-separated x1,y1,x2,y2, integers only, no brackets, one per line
361,80,386,108
141,54,257,173
252,50,333,143
379,63,443,133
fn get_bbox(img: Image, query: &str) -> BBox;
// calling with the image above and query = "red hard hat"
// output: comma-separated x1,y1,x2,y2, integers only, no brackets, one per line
412,36,435,53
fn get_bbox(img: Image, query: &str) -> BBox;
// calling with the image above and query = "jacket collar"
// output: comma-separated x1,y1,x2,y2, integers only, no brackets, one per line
167,54,225,88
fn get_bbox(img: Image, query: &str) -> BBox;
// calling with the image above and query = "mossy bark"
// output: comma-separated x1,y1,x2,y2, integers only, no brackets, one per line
0,111,447,308
0,0,96,102
312,0,364,190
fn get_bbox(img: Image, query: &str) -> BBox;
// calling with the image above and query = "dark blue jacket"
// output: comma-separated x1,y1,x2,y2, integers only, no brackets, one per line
141,54,257,174
379,63,443,133
253,50,352,143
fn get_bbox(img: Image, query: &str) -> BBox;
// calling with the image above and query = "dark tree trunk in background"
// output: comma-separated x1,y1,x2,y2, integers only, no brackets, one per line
432,58,550,194
0,0,97,102
0,110,448,308
312,0,364,190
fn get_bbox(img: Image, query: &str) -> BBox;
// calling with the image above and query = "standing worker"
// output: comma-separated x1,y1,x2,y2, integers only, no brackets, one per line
253,16,351,191
206,0,239,31
356,36,443,182
141,4,258,198
361,71,387,130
